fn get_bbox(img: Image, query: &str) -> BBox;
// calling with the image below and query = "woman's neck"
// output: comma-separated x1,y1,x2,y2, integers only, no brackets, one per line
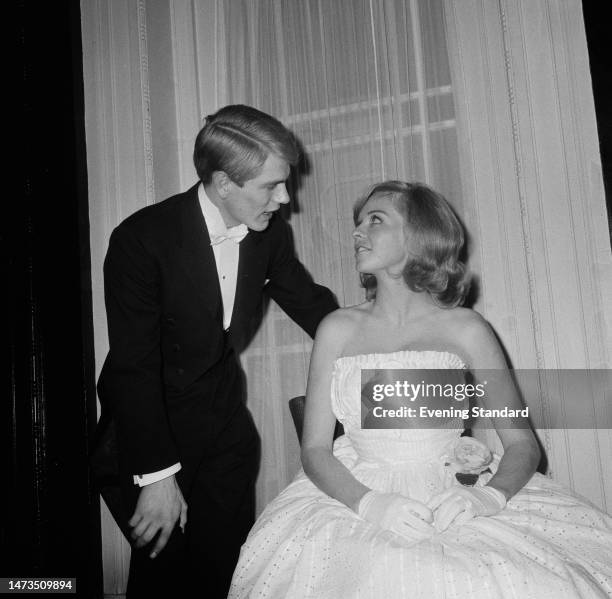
371,278,439,325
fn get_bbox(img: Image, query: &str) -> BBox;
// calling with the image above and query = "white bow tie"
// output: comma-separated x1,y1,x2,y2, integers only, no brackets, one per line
209,224,248,246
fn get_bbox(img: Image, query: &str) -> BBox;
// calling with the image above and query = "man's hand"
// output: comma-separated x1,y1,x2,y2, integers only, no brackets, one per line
128,474,188,559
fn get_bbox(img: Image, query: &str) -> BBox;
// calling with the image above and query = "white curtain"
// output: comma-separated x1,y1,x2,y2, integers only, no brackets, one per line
81,0,610,594
442,0,612,511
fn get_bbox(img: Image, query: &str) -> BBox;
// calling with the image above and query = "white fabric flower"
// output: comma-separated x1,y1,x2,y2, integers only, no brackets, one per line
441,437,493,475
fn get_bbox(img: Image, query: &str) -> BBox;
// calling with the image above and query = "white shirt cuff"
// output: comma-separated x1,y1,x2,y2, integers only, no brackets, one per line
133,463,182,487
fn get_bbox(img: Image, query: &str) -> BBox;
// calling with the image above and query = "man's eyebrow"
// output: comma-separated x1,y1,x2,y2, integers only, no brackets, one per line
262,178,287,186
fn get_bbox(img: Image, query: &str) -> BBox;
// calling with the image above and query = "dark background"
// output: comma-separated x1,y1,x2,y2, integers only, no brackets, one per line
582,0,612,236
11,2,610,598
12,1,101,597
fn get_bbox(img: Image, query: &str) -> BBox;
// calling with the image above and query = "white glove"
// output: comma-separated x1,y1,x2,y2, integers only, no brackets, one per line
357,491,435,542
427,485,507,532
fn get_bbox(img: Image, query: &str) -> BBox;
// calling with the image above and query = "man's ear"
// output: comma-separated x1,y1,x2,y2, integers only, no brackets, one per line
212,171,232,198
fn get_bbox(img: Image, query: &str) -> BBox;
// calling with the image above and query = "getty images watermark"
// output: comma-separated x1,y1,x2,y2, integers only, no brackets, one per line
360,369,611,429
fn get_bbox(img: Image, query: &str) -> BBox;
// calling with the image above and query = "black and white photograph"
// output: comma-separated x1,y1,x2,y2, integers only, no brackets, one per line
14,1,612,597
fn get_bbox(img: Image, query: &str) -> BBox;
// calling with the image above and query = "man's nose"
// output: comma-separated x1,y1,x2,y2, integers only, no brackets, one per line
273,184,290,205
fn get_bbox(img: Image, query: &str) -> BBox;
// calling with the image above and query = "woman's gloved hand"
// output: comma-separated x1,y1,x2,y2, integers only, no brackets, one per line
357,490,435,542
427,485,507,532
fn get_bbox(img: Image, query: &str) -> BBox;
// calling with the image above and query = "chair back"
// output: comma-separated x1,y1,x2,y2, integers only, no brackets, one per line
289,395,344,445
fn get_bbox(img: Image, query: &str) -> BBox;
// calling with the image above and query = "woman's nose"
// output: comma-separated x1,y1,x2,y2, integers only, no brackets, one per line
352,227,365,239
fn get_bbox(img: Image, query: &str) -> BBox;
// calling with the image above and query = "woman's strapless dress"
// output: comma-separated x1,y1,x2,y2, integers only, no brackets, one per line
229,351,612,598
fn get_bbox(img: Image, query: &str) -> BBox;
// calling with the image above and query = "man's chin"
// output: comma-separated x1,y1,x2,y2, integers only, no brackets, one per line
250,218,272,232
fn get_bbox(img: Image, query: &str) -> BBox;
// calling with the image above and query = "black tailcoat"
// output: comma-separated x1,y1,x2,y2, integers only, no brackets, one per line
94,183,337,596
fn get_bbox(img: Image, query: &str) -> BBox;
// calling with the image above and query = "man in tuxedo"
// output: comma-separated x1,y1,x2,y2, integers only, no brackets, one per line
96,104,337,597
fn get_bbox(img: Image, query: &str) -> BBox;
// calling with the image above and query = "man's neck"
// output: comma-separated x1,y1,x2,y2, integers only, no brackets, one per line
203,182,238,228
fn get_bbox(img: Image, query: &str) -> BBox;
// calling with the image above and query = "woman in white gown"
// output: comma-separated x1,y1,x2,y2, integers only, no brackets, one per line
229,181,612,598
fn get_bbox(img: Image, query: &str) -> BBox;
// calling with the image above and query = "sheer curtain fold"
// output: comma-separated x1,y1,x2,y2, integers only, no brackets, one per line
443,0,611,510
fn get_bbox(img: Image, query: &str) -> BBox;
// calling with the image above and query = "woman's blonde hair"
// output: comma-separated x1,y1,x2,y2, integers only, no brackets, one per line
353,181,470,307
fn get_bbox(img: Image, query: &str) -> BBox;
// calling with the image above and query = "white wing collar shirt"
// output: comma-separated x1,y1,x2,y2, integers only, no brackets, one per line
133,183,247,487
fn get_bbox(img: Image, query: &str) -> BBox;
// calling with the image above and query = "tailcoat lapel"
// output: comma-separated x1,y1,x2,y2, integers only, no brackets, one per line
228,227,268,348
176,186,223,323
232,231,264,322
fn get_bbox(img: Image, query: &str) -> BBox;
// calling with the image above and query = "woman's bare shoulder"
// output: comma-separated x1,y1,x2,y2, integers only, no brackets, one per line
441,307,505,366
442,306,487,328
315,302,372,341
